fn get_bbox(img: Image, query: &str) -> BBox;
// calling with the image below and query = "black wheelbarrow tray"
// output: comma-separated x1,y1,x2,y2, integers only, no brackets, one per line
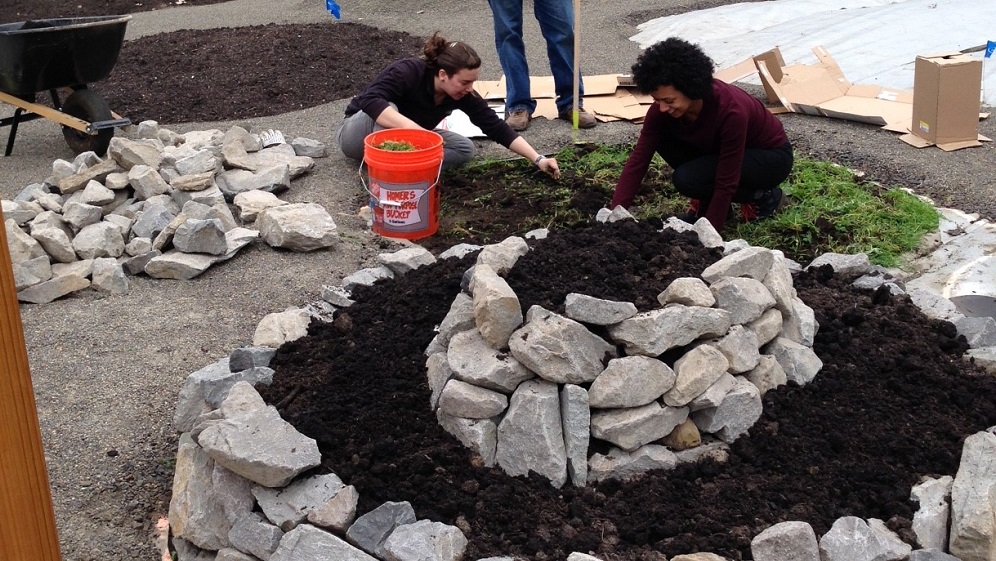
0,15,132,157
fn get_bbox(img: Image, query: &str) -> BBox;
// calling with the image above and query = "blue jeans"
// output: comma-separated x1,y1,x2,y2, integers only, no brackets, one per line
487,0,584,115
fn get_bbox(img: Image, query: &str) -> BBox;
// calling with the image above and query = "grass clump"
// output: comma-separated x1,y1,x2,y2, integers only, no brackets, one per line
374,140,416,151
439,144,937,267
726,157,938,267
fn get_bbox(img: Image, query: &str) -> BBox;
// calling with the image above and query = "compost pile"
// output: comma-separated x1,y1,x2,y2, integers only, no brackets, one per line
258,219,996,561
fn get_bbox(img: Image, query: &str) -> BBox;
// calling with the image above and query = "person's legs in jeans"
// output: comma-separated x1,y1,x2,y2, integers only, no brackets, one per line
336,110,377,161
488,0,534,114
533,0,582,114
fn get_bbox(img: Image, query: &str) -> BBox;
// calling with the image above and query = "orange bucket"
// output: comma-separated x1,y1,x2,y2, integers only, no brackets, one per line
362,129,444,240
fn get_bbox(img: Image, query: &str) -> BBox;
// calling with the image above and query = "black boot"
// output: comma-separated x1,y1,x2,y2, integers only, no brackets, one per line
754,187,784,219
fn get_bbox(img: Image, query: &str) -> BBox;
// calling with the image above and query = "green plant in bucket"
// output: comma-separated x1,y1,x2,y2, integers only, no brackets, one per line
374,140,417,151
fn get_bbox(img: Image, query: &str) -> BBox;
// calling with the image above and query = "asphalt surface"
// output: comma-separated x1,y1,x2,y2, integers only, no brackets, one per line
1,0,995,559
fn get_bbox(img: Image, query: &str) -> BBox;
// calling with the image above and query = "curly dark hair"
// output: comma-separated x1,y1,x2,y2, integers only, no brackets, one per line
631,37,715,99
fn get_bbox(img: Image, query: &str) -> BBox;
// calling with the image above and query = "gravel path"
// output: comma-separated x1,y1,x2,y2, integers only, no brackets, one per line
1,1,994,559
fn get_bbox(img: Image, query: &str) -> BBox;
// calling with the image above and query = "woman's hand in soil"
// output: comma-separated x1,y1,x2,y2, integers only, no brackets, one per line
538,157,560,179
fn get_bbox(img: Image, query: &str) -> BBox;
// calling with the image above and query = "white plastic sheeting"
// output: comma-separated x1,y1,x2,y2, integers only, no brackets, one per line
630,0,996,106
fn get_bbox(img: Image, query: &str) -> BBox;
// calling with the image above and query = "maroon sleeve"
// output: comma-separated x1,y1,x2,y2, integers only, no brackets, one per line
702,108,749,230
611,105,666,209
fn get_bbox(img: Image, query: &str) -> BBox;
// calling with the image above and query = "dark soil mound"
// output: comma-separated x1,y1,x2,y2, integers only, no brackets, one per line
100,23,424,124
0,0,233,21
258,219,996,561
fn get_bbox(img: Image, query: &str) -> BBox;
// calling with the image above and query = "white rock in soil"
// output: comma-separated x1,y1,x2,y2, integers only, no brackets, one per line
588,355,675,408
910,475,953,551
382,519,467,561
377,246,436,275
588,444,677,483
561,383,590,487
253,308,311,348
197,405,321,488
659,277,716,307
765,337,823,386
272,524,378,560
472,264,522,349
257,203,338,252
710,276,776,325
496,379,567,487
805,252,871,276
475,235,528,276
436,410,497,468
702,246,775,282
345,501,416,559
818,516,911,561
253,473,346,532
306,484,359,533
564,292,638,325
509,305,614,384
751,521,820,561
949,427,996,561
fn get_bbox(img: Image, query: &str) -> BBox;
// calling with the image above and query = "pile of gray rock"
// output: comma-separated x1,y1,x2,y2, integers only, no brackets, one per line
3,122,338,304
424,232,821,488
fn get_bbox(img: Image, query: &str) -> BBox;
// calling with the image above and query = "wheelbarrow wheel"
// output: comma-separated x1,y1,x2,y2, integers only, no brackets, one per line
61,89,114,156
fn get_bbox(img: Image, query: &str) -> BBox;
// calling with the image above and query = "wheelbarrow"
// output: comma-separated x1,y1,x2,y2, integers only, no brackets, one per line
0,15,132,157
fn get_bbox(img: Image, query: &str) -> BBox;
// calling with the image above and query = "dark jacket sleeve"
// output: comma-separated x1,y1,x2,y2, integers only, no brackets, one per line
349,60,423,122
460,92,519,148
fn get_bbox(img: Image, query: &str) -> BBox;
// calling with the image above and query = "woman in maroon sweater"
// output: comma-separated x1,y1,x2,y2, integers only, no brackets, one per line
337,33,559,178
611,38,793,231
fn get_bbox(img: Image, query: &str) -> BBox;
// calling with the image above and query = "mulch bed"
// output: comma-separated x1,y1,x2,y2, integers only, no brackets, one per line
258,219,996,560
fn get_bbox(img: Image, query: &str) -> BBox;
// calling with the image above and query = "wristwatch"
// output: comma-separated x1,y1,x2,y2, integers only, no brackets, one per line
533,155,545,166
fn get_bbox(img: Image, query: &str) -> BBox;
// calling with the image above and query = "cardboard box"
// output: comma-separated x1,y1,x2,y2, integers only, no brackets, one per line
902,52,984,151
750,46,914,133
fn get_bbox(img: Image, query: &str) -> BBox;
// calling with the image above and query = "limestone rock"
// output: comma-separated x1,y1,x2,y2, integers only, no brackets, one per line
257,203,338,251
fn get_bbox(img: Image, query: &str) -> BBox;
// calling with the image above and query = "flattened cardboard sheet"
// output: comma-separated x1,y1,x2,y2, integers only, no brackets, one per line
474,73,653,125
716,45,989,151
585,89,650,121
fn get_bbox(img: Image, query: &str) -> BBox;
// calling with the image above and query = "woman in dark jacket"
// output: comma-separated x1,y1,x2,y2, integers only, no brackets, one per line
611,37,793,231
337,32,559,177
